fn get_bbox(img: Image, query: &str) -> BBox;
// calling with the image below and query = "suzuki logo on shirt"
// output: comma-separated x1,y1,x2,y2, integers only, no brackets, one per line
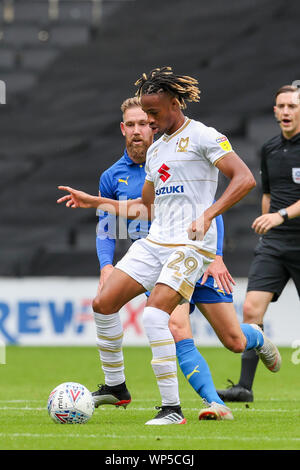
158,164,171,182
155,185,184,196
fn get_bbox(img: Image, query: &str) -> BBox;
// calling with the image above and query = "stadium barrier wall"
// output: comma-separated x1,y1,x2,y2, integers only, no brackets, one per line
0,277,298,347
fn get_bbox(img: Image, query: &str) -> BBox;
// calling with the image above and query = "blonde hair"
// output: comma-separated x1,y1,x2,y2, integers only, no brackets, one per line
120,96,141,115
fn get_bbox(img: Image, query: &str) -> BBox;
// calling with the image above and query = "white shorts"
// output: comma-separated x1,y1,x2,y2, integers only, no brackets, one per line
115,238,212,301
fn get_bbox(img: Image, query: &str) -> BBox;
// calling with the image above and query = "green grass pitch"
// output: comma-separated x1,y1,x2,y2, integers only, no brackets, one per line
0,345,300,450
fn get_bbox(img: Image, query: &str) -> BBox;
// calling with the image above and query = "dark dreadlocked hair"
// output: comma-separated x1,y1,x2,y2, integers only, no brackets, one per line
135,66,201,109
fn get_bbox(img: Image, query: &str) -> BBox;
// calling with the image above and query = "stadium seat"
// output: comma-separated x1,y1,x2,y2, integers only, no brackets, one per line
246,115,279,150
50,24,90,46
21,46,60,71
0,225,68,249
13,1,50,23
56,0,94,24
1,24,42,46
0,46,16,69
0,159,34,186
0,247,35,276
0,70,36,94
29,246,99,276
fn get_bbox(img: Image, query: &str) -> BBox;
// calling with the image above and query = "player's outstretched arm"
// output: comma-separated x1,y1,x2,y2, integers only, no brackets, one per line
57,185,151,220
57,186,100,208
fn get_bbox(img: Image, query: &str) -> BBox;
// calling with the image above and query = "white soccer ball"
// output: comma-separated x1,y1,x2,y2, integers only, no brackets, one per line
47,382,95,424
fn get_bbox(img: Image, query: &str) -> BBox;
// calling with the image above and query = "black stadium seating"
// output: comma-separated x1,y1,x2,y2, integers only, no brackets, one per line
0,0,299,277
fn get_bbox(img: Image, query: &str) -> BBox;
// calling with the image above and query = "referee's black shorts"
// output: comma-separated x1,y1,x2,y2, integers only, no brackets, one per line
247,235,300,302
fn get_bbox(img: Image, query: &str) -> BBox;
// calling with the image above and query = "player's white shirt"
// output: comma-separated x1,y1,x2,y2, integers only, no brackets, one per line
145,117,233,256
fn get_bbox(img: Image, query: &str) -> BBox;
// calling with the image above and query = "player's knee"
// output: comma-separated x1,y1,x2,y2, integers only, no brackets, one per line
92,296,102,314
92,294,113,315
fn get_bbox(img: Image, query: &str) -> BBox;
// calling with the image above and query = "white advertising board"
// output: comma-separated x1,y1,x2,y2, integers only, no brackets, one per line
0,277,298,347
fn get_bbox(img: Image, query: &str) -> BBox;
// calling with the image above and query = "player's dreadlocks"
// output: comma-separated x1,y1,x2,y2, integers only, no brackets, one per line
135,66,201,109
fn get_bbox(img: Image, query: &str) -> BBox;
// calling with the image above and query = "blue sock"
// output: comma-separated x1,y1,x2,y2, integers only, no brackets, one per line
241,323,264,350
176,338,225,405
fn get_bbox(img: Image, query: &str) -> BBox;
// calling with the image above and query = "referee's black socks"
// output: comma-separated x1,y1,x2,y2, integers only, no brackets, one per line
239,323,264,391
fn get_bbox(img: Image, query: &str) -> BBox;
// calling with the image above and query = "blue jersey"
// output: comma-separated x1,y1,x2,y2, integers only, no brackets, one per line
96,149,151,268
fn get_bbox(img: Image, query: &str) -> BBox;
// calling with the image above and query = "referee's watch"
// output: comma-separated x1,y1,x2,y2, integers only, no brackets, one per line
278,208,289,222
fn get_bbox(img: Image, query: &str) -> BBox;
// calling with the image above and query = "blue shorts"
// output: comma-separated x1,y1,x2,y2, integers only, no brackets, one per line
189,275,233,313
144,275,233,313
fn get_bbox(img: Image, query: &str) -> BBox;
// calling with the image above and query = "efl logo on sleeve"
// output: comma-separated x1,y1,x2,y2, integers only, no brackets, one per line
292,168,300,184
216,136,232,152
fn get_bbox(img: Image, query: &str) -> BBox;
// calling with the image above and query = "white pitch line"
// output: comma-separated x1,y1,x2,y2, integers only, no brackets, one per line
0,407,46,411
0,400,44,403
0,406,296,413
0,433,299,442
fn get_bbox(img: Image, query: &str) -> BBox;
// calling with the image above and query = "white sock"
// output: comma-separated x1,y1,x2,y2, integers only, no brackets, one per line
94,312,125,386
143,306,180,407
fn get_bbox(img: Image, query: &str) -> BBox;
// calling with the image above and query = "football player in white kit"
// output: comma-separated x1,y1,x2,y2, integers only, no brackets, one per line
57,67,281,424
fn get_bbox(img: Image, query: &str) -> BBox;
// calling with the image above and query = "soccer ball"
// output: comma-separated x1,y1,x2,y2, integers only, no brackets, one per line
47,382,95,424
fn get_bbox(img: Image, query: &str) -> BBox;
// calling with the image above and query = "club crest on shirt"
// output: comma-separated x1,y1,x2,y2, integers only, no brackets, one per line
216,136,232,152
177,137,189,152
292,168,300,184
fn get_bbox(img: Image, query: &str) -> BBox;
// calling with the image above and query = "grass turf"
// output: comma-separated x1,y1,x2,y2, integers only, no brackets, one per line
0,345,299,450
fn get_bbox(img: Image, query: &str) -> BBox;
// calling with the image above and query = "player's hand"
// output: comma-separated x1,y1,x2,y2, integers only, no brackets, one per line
187,219,203,241
201,255,235,294
57,186,99,209
252,213,283,234
187,214,212,241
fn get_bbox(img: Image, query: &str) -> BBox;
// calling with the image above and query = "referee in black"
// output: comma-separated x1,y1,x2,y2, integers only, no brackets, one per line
218,84,300,402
